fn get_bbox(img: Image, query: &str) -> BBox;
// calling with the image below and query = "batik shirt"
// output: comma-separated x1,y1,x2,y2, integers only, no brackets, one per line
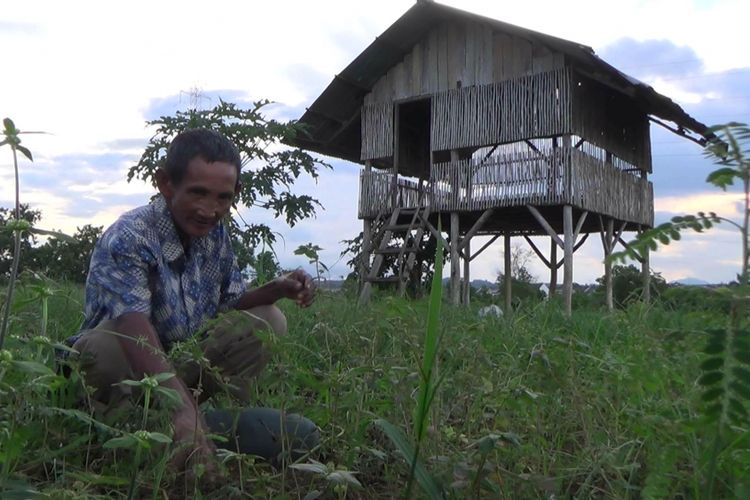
71,195,246,350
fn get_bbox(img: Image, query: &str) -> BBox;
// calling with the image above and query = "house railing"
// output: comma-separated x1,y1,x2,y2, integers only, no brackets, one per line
358,147,653,226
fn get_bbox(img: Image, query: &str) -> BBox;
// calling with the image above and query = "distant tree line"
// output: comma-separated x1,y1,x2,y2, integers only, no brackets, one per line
0,205,102,283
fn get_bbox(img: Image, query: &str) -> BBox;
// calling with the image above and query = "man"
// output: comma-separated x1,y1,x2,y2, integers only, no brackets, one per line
70,128,317,476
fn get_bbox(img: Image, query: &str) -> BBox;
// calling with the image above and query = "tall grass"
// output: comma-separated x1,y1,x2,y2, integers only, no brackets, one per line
1,276,747,497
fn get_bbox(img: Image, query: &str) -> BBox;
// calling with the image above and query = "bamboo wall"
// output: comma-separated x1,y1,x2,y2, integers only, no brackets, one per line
361,67,572,160
571,72,652,172
361,102,394,160
431,68,571,151
358,147,653,226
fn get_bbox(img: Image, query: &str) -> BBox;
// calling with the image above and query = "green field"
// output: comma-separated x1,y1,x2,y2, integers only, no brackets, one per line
0,281,748,499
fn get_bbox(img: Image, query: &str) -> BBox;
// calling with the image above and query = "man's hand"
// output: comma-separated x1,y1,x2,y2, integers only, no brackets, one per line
172,407,221,486
274,269,315,307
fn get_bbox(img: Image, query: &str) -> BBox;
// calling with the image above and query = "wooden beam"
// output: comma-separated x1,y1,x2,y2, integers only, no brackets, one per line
470,234,500,261
554,234,588,270
573,211,589,241
563,205,573,317
524,235,552,268
324,109,362,147
459,209,494,251
527,205,564,249
422,217,449,249
573,232,589,253
617,236,644,264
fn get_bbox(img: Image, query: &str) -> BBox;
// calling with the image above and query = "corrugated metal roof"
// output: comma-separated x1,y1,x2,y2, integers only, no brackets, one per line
290,0,712,163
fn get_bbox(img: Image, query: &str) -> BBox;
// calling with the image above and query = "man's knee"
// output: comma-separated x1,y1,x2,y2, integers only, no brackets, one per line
240,305,287,336
71,327,134,404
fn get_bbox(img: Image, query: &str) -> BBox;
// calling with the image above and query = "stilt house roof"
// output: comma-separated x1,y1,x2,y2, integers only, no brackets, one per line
291,1,713,162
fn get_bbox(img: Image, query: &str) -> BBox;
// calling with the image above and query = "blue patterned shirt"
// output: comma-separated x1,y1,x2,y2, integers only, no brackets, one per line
72,195,246,350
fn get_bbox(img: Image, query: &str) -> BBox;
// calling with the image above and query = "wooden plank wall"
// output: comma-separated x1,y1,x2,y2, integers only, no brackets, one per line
363,20,565,105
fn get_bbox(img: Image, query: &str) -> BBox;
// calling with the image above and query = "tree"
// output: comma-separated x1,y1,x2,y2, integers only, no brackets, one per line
128,99,329,270
0,204,41,277
595,264,666,307
496,243,535,286
33,224,103,283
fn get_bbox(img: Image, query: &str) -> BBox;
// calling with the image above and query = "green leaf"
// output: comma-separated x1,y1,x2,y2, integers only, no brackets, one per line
730,381,750,400
700,357,724,371
10,360,56,376
706,167,739,190
152,372,176,383
147,432,172,444
153,386,182,406
373,418,443,499
103,435,138,449
15,144,33,162
698,371,723,386
732,366,750,381
290,460,328,475
701,387,724,402
29,227,75,241
704,341,725,355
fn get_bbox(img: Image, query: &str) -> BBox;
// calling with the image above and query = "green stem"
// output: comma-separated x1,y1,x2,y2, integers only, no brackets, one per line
40,296,48,339
0,148,21,349
127,445,143,500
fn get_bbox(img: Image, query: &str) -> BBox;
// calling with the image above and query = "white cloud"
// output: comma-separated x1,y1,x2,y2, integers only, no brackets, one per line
1,0,748,284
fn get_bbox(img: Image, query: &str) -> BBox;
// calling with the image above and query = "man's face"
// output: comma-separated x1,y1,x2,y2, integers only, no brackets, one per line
158,157,238,242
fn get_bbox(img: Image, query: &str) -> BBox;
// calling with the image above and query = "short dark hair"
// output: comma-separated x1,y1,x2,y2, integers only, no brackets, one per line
163,129,242,185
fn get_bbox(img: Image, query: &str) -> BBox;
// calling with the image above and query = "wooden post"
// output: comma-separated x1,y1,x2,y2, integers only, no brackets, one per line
463,238,471,305
640,169,652,304
604,218,614,311
451,212,460,305
361,218,372,290
549,236,557,296
640,226,651,303
360,161,373,291
563,205,573,316
504,234,512,313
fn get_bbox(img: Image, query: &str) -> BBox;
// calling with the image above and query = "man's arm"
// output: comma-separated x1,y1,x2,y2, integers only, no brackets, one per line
113,312,217,472
233,269,315,311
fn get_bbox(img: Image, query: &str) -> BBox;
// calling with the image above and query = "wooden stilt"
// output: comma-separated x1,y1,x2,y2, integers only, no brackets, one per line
361,218,372,291
463,238,471,305
640,226,651,303
563,205,573,316
504,234,512,313
451,212,460,305
550,237,558,296
604,218,614,311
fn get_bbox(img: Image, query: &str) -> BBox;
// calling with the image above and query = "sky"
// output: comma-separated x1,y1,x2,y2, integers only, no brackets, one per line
1,0,749,285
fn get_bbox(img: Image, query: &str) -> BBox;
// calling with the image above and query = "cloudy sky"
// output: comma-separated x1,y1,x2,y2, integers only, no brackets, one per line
1,0,748,284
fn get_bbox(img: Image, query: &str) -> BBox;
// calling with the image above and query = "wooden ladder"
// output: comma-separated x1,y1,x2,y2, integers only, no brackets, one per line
359,203,431,305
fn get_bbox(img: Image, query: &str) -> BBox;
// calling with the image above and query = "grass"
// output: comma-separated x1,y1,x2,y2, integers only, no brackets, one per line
0,279,747,498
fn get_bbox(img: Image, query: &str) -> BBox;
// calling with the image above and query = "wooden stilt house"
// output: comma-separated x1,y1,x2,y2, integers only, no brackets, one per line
290,1,714,315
